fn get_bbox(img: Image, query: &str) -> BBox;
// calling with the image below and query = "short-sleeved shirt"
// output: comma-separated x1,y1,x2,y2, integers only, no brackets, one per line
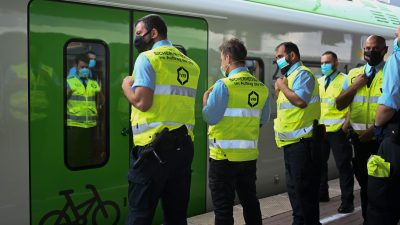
286,61,315,104
202,67,270,125
378,51,400,110
131,40,173,91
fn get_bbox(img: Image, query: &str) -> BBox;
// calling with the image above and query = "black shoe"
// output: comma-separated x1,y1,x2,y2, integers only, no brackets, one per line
319,194,330,202
337,203,354,213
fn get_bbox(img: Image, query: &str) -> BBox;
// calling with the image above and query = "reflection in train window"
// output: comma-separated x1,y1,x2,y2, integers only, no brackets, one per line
64,40,108,170
245,58,264,83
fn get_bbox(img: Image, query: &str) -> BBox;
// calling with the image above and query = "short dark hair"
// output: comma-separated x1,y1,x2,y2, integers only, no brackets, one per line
87,51,96,56
135,14,167,39
275,42,301,59
75,53,89,65
322,51,338,61
219,38,247,62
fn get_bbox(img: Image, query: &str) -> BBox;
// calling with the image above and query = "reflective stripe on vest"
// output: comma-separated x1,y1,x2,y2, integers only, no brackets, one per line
68,115,97,121
224,108,261,117
132,121,194,135
321,118,345,125
131,45,200,146
276,124,313,140
351,123,368,131
279,96,320,109
154,85,196,98
209,139,258,149
208,70,268,162
69,96,95,101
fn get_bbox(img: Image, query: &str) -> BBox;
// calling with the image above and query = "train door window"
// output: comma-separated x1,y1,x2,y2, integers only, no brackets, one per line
64,40,109,170
245,57,264,83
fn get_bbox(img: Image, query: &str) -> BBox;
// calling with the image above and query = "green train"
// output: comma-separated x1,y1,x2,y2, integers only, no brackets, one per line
0,0,398,224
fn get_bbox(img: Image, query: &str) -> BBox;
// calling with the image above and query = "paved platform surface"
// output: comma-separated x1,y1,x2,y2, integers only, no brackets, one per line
188,178,364,225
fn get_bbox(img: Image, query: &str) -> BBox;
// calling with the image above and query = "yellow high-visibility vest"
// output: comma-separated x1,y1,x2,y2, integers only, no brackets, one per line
319,72,348,132
67,77,100,128
274,65,320,147
348,65,383,134
131,45,200,146
208,71,268,161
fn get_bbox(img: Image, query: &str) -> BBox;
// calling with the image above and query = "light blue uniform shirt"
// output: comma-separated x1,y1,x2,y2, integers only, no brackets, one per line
342,61,385,91
286,61,315,103
131,40,173,91
378,50,400,110
202,67,270,125
323,70,340,88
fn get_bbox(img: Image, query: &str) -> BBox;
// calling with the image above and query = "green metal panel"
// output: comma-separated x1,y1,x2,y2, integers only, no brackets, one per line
29,0,130,224
246,0,400,29
132,11,208,225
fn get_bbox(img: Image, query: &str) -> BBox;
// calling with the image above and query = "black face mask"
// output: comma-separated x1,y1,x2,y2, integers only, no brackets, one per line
364,50,384,66
134,30,153,53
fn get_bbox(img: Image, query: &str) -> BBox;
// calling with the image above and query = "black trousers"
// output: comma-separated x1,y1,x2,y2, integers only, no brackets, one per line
352,140,379,221
209,159,262,225
283,140,322,225
367,137,400,225
126,126,194,225
320,130,354,204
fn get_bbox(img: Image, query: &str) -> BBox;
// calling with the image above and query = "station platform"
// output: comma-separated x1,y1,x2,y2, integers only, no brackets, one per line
188,178,363,225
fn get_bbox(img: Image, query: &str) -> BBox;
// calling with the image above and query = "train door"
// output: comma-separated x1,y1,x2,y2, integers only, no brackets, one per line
29,1,130,224
131,11,208,223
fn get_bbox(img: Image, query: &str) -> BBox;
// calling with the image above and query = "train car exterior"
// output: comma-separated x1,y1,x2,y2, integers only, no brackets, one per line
0,0,398,224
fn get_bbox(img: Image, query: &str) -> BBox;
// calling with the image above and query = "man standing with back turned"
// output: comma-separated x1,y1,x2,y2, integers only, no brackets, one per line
274,42,321,225
203,38,269,225
335,35,387,224
122,14,200,225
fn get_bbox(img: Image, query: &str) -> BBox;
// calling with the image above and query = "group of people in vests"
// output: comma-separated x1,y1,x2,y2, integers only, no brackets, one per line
67,12,400,225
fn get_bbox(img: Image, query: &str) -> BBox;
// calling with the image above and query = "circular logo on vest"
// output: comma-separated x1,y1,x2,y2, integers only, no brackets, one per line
248,91,259,107
177,67,189,85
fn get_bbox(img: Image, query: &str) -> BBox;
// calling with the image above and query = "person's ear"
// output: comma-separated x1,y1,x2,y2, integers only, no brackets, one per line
150,28,158,39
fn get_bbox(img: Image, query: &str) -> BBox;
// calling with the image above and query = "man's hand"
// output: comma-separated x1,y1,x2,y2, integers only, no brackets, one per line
351,74,368,90
122,76,134,90
203,87,214,107
359,127,374,143
275,77,287,91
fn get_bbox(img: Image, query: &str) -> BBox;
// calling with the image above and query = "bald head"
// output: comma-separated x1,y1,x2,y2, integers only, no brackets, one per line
364,35,387,66
365,35,387,50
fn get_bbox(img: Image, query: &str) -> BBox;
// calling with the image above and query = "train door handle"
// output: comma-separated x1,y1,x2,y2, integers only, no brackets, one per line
121,127,131,136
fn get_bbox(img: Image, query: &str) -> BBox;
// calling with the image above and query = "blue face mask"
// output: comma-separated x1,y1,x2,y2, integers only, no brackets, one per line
79,67,90,78
89,59,96,68
394,38,399,52
321,63,333,76
277,57,289,70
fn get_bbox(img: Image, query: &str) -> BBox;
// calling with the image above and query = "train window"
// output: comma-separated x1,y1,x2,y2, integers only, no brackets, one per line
245,57,264,83
64,40,109,170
